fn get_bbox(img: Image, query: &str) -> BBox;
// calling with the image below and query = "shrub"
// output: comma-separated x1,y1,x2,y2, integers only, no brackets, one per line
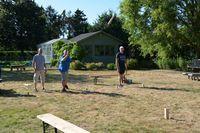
0,51,36,61
70,44,85,61
157,58,179,69
50,59,59,67
177,57,188,71
70,60,85,70
95,62,104,69
86,63,98,70
127,59,138,69
107,63,116,70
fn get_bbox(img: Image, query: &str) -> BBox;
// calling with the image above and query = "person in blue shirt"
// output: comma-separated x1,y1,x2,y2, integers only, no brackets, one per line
58,50,71,92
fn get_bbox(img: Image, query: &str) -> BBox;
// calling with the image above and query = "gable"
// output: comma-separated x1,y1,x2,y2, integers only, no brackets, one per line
77,32,123,46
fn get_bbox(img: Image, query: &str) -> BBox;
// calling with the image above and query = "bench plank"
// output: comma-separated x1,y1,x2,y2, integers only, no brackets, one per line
37,113,90,133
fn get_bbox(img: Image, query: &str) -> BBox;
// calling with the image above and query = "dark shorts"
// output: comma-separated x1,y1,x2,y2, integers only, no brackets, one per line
119,68,125,75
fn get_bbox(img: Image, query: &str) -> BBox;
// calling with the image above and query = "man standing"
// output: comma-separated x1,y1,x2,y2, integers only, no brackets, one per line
116,46,127,88
32,48,46,92
58,50,71,92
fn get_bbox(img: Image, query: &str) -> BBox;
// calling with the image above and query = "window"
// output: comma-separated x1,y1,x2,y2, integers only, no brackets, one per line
105,45,115,56
95,45,105,56
95,45,115,56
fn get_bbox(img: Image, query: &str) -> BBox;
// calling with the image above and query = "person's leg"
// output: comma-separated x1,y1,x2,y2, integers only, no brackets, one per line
33,71,39,91
40,70,45,90
65,72,69,89
61,72,67,92
119,73,123,86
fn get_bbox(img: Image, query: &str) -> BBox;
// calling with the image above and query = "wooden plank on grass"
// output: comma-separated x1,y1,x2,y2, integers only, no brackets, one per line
37,113,90,133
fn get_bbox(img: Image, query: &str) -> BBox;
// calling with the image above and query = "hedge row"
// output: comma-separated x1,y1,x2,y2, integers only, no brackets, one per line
0,51,36,61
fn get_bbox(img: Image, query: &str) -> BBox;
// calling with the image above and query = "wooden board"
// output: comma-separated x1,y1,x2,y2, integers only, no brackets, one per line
37,113,90,133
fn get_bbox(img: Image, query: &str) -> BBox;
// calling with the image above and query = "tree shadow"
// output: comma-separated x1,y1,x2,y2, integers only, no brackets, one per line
142,86,200,93
46,89,126,98
0,89,36,97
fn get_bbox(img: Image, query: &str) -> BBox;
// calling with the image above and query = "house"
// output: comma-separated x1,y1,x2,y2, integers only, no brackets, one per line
37,31,125,63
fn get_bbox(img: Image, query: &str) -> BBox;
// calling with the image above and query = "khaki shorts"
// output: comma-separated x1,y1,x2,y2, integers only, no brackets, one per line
61,72,68,81
33,70,45,83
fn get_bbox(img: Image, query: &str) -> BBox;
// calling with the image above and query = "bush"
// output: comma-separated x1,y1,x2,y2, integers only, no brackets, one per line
157,58,179,69
70,60,85,70
70,44,85,61
96,62,105,69
86,63,97,70
177,57,188,71
127,59,138,69
0,51,36,61
50,59,59,67
85,62,105,70
107,63,116,70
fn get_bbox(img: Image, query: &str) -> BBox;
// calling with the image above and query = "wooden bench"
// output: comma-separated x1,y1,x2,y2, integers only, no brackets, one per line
187,73,200,81
10,65,25,71
37,113,90,133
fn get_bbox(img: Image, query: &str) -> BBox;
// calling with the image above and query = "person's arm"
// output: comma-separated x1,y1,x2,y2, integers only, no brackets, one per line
125,59,128,74
32,56,36,72
115,55,119,72
61,55,68,62
43,57,47,73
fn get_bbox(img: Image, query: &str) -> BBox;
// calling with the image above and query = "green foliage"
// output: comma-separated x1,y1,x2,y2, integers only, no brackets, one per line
0,0,47,51
107,63,116,70
50,59,59,67
127,59,138,70
86,63,97,70
70,60,85,70
89,10,129,42
85,62,104,70
0,61,31,68
70,44,85,61
67,9,89,38
156,58,187,70
0,51,36,61
120,0,200,65
53,40,75,60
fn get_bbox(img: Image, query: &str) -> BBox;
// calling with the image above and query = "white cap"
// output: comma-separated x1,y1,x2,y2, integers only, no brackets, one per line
119,46,124,50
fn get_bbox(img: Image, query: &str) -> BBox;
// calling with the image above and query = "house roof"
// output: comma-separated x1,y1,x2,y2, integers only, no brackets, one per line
68,30,124,44
37,31,124,46
37,38,65,47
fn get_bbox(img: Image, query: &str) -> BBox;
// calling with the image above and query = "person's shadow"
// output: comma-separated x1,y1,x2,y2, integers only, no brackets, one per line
0,89,36,97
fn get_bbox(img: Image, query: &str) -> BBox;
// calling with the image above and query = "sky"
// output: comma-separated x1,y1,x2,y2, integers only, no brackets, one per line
34,0,122,24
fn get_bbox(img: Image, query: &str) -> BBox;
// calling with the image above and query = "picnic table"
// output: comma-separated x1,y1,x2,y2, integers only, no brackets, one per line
187,59,200,72
10,65,26,71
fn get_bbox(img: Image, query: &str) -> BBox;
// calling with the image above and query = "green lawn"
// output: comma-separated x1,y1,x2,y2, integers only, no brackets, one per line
0,68,200,133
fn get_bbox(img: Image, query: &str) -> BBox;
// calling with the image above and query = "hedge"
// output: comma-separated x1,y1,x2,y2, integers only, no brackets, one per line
0,51,36,61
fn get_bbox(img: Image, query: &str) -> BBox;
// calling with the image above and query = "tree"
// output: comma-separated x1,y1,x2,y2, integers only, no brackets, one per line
0,0,16,50
89,10,129,43
0,0,47,51
45,6,63,40
14,0,46,51
67,9,89,38
120,0,200,61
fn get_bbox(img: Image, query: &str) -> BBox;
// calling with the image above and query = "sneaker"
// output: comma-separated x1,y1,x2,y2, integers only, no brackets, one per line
65,85,69,90
61,88,67,93
117,84,123,89
42,88,46,92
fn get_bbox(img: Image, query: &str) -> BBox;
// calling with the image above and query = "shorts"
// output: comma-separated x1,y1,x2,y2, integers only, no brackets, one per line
33,70,45,83
61,72,68,81
119,69,125,75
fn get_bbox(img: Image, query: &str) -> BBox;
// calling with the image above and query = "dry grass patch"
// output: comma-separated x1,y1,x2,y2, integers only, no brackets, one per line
0,68,200,132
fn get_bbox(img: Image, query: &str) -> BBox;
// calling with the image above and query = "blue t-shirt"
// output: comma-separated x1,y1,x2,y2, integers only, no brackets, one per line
58,56,71,72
